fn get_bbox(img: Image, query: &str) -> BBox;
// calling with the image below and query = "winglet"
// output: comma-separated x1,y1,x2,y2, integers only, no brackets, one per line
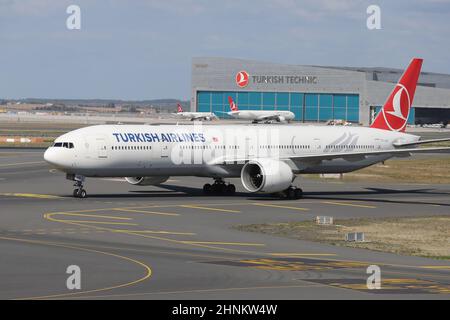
370,58,423,132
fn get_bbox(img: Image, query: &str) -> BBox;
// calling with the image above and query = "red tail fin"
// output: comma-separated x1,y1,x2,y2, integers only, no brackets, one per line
177,103,183,113
370,58,423,132
228,96,238,112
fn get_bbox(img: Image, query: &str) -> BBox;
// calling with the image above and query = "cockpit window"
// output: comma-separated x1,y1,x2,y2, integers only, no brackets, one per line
53,142,74,148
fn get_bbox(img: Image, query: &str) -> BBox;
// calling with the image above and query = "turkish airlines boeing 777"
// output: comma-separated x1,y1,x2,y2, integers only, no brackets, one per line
44,58,450,198
173,103,217,121
226,97,295,123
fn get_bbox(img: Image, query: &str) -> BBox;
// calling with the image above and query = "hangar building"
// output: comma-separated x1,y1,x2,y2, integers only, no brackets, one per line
191,57,450,125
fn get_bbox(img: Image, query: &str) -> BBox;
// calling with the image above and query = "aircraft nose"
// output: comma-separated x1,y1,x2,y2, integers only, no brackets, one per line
44,148,60,167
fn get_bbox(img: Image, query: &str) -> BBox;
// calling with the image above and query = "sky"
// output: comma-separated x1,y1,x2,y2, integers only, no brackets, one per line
1,0,449,100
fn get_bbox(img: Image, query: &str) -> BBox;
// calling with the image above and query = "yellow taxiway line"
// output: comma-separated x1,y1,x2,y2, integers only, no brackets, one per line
322,201,376,209
111,208,180,216
180,205,240,213
48,212,133,220
252,203,310,211
114,229,196,236
0,236,152,300
181,241,265,247
0,193,62,199
49,219,138,226
270,253,337,257
420,266,450,270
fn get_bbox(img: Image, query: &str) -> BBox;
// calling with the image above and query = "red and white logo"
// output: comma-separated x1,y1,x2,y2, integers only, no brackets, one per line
177,103,183,113
236,71,249,88
370,58,422,133
381,84,411,132
228,96,239,112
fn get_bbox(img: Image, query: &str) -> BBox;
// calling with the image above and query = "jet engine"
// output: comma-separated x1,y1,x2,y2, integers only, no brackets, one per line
241,159,294,193
277,116,286,122
125,176,169,186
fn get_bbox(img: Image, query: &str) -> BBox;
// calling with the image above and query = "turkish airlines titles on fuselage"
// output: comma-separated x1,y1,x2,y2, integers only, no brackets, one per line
110,124,285,165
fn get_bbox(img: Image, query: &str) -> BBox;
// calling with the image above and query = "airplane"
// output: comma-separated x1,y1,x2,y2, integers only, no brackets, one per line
173,103,217,121
44,58,450,199
225,96,295,123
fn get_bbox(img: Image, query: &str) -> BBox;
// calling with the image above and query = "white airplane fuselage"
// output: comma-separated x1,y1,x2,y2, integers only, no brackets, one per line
44,124,419,178
228,110,295,122
175,112,216,120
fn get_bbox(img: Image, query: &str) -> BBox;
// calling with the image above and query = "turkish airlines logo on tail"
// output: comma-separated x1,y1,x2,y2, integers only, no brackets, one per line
177,103,183,113
236,71,249,88
228,96,238,111
382,84,411,132
370,58,422,133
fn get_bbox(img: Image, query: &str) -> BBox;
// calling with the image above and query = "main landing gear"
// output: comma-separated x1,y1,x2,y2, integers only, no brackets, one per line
67,174,87,198
203,178,236,196
282,186,303,200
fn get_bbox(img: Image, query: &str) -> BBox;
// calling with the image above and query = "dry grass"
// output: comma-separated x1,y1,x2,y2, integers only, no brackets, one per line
236,216,450,259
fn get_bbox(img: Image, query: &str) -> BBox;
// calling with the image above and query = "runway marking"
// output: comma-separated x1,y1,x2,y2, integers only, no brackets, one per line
0,161,45,167
0,236,152,300
209,258,369,272
181,241,265,247
51,219,138,226
420,266,450,270
59,283,326,299
111,208,179,216
44,211,264,255
43,213,138,226
252,203,310,211
48,212,133,220
322,201,376,209
180,205,240,213
114,229,196,236
0,193,62,199
308,278,450,294
270,253,337,257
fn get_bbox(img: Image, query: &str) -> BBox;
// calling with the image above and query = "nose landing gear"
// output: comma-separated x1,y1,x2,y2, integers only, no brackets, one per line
67,174,87,198
203,178,236,196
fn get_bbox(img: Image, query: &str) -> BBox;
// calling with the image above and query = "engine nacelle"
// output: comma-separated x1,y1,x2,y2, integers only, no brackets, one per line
125,176,169,186
241,159,294,193
277,116,286,122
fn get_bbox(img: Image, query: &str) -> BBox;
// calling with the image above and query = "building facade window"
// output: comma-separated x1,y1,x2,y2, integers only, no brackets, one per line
197,91,360,122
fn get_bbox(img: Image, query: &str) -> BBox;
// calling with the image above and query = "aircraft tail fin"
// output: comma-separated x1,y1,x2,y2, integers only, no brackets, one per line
370,58,423,132
228,96,238,112
177,103,183,113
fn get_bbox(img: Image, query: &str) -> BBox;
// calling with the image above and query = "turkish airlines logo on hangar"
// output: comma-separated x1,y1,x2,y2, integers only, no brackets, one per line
236,71,249,88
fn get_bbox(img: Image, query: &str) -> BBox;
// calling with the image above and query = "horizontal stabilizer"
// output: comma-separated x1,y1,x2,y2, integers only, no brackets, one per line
394,137,450,147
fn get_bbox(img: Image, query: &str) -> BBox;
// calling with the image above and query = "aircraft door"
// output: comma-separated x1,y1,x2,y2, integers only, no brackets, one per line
96,138,108,159
161,144,169,158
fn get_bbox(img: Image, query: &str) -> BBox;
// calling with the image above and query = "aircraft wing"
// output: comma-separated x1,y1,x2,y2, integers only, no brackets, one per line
208,147,450,165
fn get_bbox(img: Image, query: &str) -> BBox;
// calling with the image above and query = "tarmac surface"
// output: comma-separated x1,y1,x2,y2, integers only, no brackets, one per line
0,148,449,299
